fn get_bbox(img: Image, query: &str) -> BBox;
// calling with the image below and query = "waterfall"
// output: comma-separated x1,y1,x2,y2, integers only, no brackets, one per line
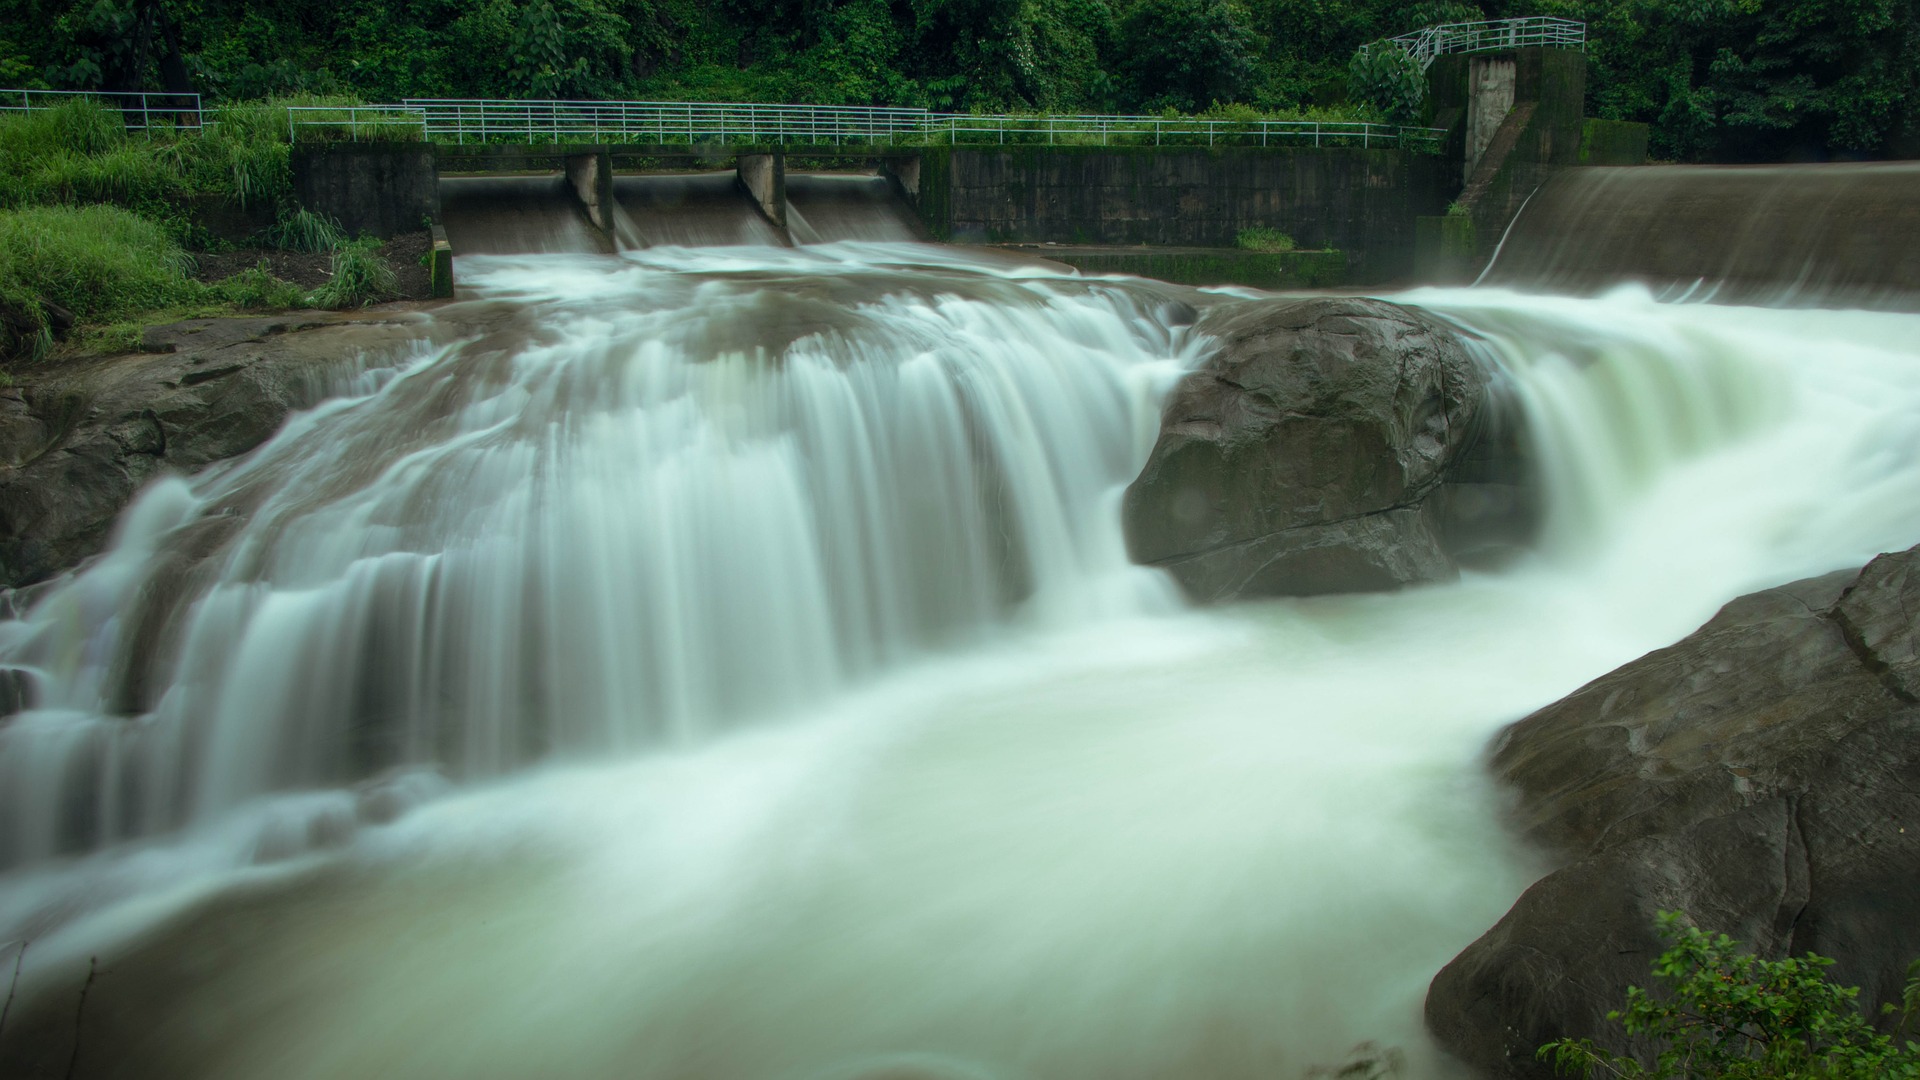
3,245,1920,1080
0,247,1195,872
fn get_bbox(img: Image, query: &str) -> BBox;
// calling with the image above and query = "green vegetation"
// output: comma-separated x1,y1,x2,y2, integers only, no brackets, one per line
1348,43,1425,124
1541,912,1920,1079
310,238,398,310
1236,226,1297,252
0,204,199,360
265,209,348,254
0,98,403,363
2,1,1912,160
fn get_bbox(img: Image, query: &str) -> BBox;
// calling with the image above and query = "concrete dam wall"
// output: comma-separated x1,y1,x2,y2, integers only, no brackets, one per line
1481,162,1920,307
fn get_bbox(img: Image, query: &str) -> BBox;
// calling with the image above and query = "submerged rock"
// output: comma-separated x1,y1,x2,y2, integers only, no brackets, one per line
1121,295,1532,601
1427,544,1920,1077
0,312,433,589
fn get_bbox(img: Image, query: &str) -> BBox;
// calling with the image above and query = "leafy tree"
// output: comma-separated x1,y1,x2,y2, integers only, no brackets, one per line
1347,41,1424,121
1540,911,1920,1079
1113,0,1258,112
1529,0,1920,161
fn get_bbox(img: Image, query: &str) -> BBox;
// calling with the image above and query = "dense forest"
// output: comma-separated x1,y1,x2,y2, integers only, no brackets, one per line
1,0,1918,162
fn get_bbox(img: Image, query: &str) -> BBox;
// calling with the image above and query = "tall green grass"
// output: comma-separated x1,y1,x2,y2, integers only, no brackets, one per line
310,238,397,309
265,208,347,253
0,204,209,360
0,95,366,218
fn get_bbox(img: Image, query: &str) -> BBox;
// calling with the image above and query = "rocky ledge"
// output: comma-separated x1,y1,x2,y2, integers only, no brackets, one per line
1428,544,1920,1077
0,311,435,591
1121,295,1535,601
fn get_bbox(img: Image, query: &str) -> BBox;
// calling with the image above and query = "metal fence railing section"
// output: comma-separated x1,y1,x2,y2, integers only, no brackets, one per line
0,88,203,130
279,100,1447,152
1360,17,1586,71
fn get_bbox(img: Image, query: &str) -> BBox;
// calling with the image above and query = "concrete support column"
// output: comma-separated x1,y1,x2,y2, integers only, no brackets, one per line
564,150,614,238
736,153,787,229
1465,57,1517,184
884,156,922,199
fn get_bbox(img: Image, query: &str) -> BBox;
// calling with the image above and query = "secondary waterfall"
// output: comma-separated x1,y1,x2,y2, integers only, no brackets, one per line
4,243,1920,1079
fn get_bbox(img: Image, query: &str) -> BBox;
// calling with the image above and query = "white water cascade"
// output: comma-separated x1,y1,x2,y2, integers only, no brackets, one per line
3,245,1920,1080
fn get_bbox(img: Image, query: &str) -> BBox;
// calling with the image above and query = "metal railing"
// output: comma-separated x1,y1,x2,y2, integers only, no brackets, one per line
286,104,427,143
287,98,1443,151
924,114,1441,149
1362,17,1586,71
0,88,203,130
403,99,931,145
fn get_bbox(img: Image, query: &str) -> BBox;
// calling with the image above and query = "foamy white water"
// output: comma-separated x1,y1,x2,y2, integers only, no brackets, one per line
3,247,1920,1079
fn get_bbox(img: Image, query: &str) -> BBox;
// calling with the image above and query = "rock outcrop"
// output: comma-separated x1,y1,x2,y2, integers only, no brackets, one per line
1122,295,1532,600
0,312,432,589
1427,545,1920,1077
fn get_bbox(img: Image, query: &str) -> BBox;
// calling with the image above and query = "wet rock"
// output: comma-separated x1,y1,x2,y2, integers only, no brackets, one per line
1426,546,1920,1077
1122,295,1532,601
0,312,433,588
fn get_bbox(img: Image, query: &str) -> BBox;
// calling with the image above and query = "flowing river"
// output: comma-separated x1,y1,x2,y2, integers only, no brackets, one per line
3,241,1920,1078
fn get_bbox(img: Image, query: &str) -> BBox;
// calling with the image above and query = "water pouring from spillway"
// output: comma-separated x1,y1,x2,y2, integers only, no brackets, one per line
4,239,1920,1078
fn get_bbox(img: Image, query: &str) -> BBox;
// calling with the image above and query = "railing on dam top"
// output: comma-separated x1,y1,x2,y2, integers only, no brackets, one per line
1361,17,1586,71
0,88,203,130
285,100,1445,152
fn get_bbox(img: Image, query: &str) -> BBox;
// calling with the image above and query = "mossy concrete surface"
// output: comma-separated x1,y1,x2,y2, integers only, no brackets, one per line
1579,119,1651,165
949,145,1451,283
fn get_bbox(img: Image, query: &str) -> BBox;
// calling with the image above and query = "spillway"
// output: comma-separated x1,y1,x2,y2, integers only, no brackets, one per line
612,172,790,248
1480,162,1920,307
4,210,1920,1076
438,175,610,255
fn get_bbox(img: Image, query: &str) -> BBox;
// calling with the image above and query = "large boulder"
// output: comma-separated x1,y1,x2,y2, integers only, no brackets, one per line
1121,296,1532,601
1427,546,1920,1077
0,313,432,589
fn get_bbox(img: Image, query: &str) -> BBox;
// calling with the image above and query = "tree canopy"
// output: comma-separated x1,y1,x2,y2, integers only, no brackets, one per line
1,0,1915,160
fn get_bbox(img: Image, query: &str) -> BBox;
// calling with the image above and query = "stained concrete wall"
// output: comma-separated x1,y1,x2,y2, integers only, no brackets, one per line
564,151,614,237
1415,47,1591,282
736,153,787,228
941,146,1453,283
291,143,440,239
1465,57,1516,183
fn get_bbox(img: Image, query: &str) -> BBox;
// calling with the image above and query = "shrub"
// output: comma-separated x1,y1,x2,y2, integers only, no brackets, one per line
265,208,347,253
1237,227,1297,253
309,238,396,309
1540,912,1920,1079
1348,44,1426,124
215,262,310,311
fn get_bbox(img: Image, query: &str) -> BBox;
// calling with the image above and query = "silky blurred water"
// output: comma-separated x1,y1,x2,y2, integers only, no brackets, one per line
3,245,1920,1078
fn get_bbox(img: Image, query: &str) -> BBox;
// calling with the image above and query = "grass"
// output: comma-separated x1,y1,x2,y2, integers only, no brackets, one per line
0,96,366,222
266,208,347,253
1236,227,1297,252
216,262,312,310
310,238,397,310
0,205,207,359
0,97,403,364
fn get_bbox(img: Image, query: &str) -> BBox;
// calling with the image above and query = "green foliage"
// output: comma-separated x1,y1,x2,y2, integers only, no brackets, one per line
0,203,206,360
1236,226,1296,251
5,0,1916,161
1540,912,1920,1080
265,208,346,253
1347,43,1425,124
214,261,308,311
1114,0,1258,112
0,94,361,223
309,237,396,310
1539,0,1920,161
